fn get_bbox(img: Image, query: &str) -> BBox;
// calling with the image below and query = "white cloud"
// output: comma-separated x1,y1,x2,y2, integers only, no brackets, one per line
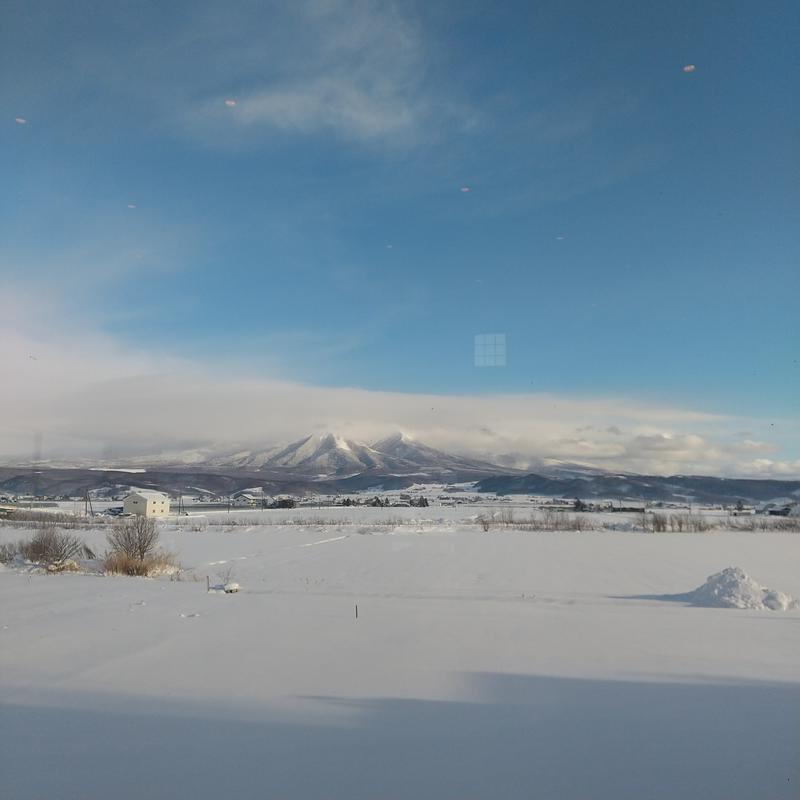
741,459,800,477
3,290,798,478
232,77,417,141
36,0,444,147
216,1,426,143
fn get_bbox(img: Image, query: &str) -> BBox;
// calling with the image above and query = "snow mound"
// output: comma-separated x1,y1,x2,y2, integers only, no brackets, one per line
686,567,798,611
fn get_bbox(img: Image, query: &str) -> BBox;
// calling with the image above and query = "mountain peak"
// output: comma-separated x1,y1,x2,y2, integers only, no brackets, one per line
260,432,377,475
372,431,414,450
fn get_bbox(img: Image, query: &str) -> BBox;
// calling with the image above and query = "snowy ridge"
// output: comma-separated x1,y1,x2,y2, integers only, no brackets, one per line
263,433,384,473
91,432,509,479
4,433,799,502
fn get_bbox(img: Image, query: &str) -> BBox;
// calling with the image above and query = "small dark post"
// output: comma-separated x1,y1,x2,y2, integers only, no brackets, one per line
355,604,358,620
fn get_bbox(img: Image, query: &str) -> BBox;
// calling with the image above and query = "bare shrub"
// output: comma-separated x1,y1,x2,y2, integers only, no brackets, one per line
0,542,18,563
205,515,348,526
293,516,353,526
204,514,428,527
511,510,595,532
727,516,800,533
764,517,800,532
107,516,160,560
475,509,593,532
205,516,251,527
216,564,235,585
728,515,756,531
500,508,515,526
668,513,712,532
693,514,711,532
104,551,177,577
374,516,406,528
104,516,177,576
18,526,95,565
651,513,668,532
173,516,208,532
0,510,109,530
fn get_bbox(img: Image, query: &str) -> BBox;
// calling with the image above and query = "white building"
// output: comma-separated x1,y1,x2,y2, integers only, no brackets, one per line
232,489,271,507
123,490,170,517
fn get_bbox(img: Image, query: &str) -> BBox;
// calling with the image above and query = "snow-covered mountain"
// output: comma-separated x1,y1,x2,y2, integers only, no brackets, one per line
371,433,503,472
3,432,800,501
259,433,385,476
5,433,614,482
202,432,504,478
204,447,282,470
0,432,506,480
81,431,506,480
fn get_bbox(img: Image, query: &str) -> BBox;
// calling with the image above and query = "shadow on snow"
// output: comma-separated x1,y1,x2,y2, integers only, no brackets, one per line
1,672,798,800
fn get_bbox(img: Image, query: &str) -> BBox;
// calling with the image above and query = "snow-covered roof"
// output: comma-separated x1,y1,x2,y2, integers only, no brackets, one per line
233,488,264,497
126,490,169,501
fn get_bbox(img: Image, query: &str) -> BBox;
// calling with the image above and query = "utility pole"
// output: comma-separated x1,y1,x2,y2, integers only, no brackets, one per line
31,432,42,508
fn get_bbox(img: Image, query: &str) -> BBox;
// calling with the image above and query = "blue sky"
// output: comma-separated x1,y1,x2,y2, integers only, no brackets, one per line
2,1,798,472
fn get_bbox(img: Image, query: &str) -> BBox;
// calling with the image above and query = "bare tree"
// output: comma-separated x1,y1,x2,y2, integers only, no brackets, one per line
20,525,94,564
107,516,159,561
651,513,668,532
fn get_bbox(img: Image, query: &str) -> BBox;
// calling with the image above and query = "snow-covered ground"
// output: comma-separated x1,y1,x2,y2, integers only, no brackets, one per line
1,519,798,799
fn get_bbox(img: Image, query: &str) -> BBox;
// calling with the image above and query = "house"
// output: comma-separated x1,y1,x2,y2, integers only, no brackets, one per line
232,490,270,507
271,495,296,509
766,501,800,517
123,490,170,518
608,503,647,513
232,492,261,507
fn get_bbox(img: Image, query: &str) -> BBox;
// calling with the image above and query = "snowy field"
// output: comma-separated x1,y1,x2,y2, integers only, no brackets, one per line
1,518,799,799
